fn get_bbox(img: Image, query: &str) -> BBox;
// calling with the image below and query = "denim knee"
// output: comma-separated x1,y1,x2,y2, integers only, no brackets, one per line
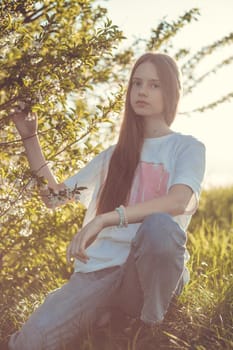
133,212,185,259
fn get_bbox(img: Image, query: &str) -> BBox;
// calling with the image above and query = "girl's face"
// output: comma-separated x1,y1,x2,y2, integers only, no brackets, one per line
130,61,164,119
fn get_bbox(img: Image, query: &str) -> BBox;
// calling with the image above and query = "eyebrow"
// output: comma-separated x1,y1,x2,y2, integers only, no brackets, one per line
132,77,160,82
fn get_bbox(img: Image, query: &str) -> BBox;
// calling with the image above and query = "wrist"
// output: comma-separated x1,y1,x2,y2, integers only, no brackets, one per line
21,133,38,142
98,211,119,229
95,214,106,230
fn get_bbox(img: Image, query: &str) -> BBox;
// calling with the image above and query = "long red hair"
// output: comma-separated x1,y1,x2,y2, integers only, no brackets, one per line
96,52,182,214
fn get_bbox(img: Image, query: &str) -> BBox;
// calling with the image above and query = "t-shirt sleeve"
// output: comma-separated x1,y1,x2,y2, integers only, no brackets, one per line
169,138,206,214
64,148,112,208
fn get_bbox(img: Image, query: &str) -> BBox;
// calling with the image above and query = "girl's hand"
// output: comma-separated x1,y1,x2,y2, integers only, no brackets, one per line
11,107,38,139
66,215,105,265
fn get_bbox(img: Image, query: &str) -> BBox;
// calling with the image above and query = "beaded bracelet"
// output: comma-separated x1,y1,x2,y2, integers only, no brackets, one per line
115,207,124,228
115,205,128,228
120,205,128,227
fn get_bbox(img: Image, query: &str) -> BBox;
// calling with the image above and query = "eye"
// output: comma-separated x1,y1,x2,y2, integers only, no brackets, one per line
151,83,159,89
132,80,141,87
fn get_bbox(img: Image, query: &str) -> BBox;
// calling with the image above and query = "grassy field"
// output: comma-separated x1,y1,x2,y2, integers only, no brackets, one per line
78,211,233,350
1,187,233,349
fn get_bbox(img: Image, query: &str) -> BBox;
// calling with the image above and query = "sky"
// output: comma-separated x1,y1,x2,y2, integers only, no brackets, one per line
99,0,233,188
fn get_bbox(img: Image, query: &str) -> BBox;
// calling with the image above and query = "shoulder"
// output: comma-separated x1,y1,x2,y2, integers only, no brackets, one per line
98,144,115,159
92,144,116,165
171,132,205,152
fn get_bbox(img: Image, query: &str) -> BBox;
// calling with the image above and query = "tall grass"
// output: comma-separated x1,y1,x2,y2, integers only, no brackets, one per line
1,187,233,349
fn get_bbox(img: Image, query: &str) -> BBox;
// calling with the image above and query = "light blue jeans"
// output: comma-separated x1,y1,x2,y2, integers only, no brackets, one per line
9,213,187,350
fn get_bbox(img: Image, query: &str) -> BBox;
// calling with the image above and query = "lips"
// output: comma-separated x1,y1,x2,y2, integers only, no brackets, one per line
136,100,149,106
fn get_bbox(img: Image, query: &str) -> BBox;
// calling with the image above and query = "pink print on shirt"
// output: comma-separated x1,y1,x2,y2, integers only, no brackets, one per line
128,162,169,205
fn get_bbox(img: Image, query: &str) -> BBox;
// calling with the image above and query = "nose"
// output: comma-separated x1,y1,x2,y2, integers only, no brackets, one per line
138,83,148,96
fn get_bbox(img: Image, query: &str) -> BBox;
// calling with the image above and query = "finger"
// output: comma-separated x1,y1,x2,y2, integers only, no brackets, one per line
74,232,89,260
70,234,80,257
76,249,89,262
69,232,90,264
66,243,73,264
67,236,79,264
70,234,88,262
72,245,89,263
70,245,88,264
10,111,24,120
74,254,88,264
10,102,27,115
66,245,71,264
78,237,89,260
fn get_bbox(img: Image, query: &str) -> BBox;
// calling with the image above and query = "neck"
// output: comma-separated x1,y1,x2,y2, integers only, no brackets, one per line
143,117,172,138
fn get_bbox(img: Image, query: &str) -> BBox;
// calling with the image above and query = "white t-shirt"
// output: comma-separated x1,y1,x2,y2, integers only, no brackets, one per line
65,132,206,273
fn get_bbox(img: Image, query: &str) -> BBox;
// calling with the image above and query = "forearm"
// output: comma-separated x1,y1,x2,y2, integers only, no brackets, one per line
101,195,182,228
23,134,58,189
100,186,192,228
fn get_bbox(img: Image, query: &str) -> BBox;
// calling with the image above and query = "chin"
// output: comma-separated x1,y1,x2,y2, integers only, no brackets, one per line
134,111,148,117
134,110,152,117
133,107,150,116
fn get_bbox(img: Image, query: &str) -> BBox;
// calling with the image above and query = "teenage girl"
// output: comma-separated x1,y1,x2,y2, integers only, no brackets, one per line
9,52,205,350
